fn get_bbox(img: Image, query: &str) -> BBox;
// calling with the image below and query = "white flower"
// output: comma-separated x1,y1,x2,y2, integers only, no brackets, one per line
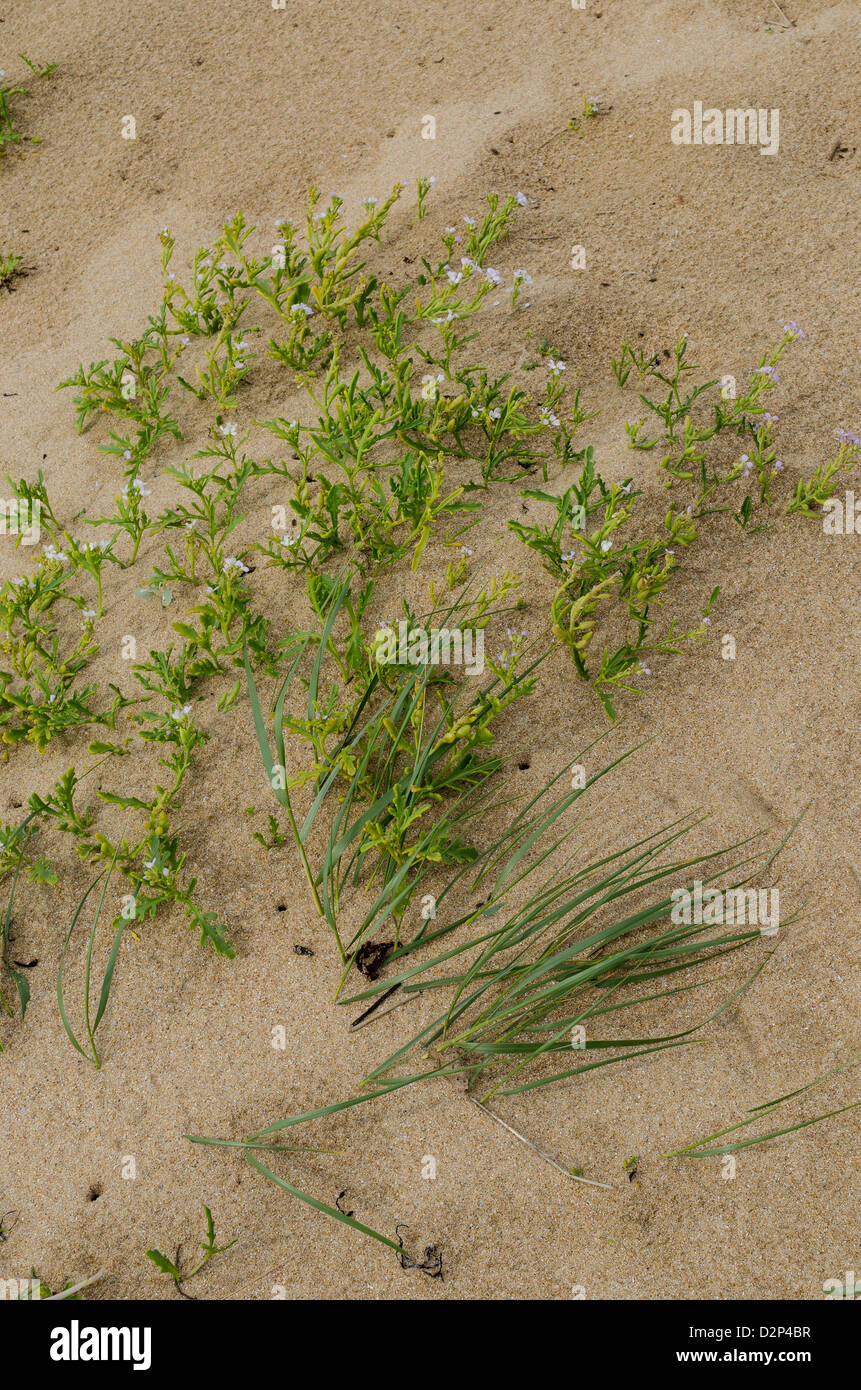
180,335,191,346
464,216,476,228
171,703,193,721
600,539,612,553
446,270,462,285
547,358,566,376
82,609,96,621
222,556,249,574
513,269,532,285
290,302,313,316
280,534,296,547
485,267,503,286
515,192,528,207
219,422,238,437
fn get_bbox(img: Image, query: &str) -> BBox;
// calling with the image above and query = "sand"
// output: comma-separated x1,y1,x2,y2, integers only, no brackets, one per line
0,0,858,1300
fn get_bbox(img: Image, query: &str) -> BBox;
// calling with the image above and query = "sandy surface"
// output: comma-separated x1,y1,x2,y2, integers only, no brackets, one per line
0,0,858,1300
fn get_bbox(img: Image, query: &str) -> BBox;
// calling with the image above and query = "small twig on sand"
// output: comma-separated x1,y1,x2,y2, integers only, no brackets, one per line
769,0,795,26
44,1268,106,1300
350,982,403,1030
465,1095,613,1189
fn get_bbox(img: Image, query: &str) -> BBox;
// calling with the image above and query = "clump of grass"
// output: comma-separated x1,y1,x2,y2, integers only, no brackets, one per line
245,573,539,968
188,752,803,1248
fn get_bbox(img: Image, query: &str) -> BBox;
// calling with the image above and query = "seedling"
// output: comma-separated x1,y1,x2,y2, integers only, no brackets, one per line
145,1206,237,1292
0,251,25,290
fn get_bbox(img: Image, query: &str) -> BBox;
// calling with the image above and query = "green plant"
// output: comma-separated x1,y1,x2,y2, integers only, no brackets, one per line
0,251,24,289
507,327,835,718
786,434,860,516
18,55,58,80
665,1054,861,1157
145,1206,237,1291
245,573,536,969
0,75,36,155
0,812,39,1043
56,849,128,1068
188,754,803,1247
